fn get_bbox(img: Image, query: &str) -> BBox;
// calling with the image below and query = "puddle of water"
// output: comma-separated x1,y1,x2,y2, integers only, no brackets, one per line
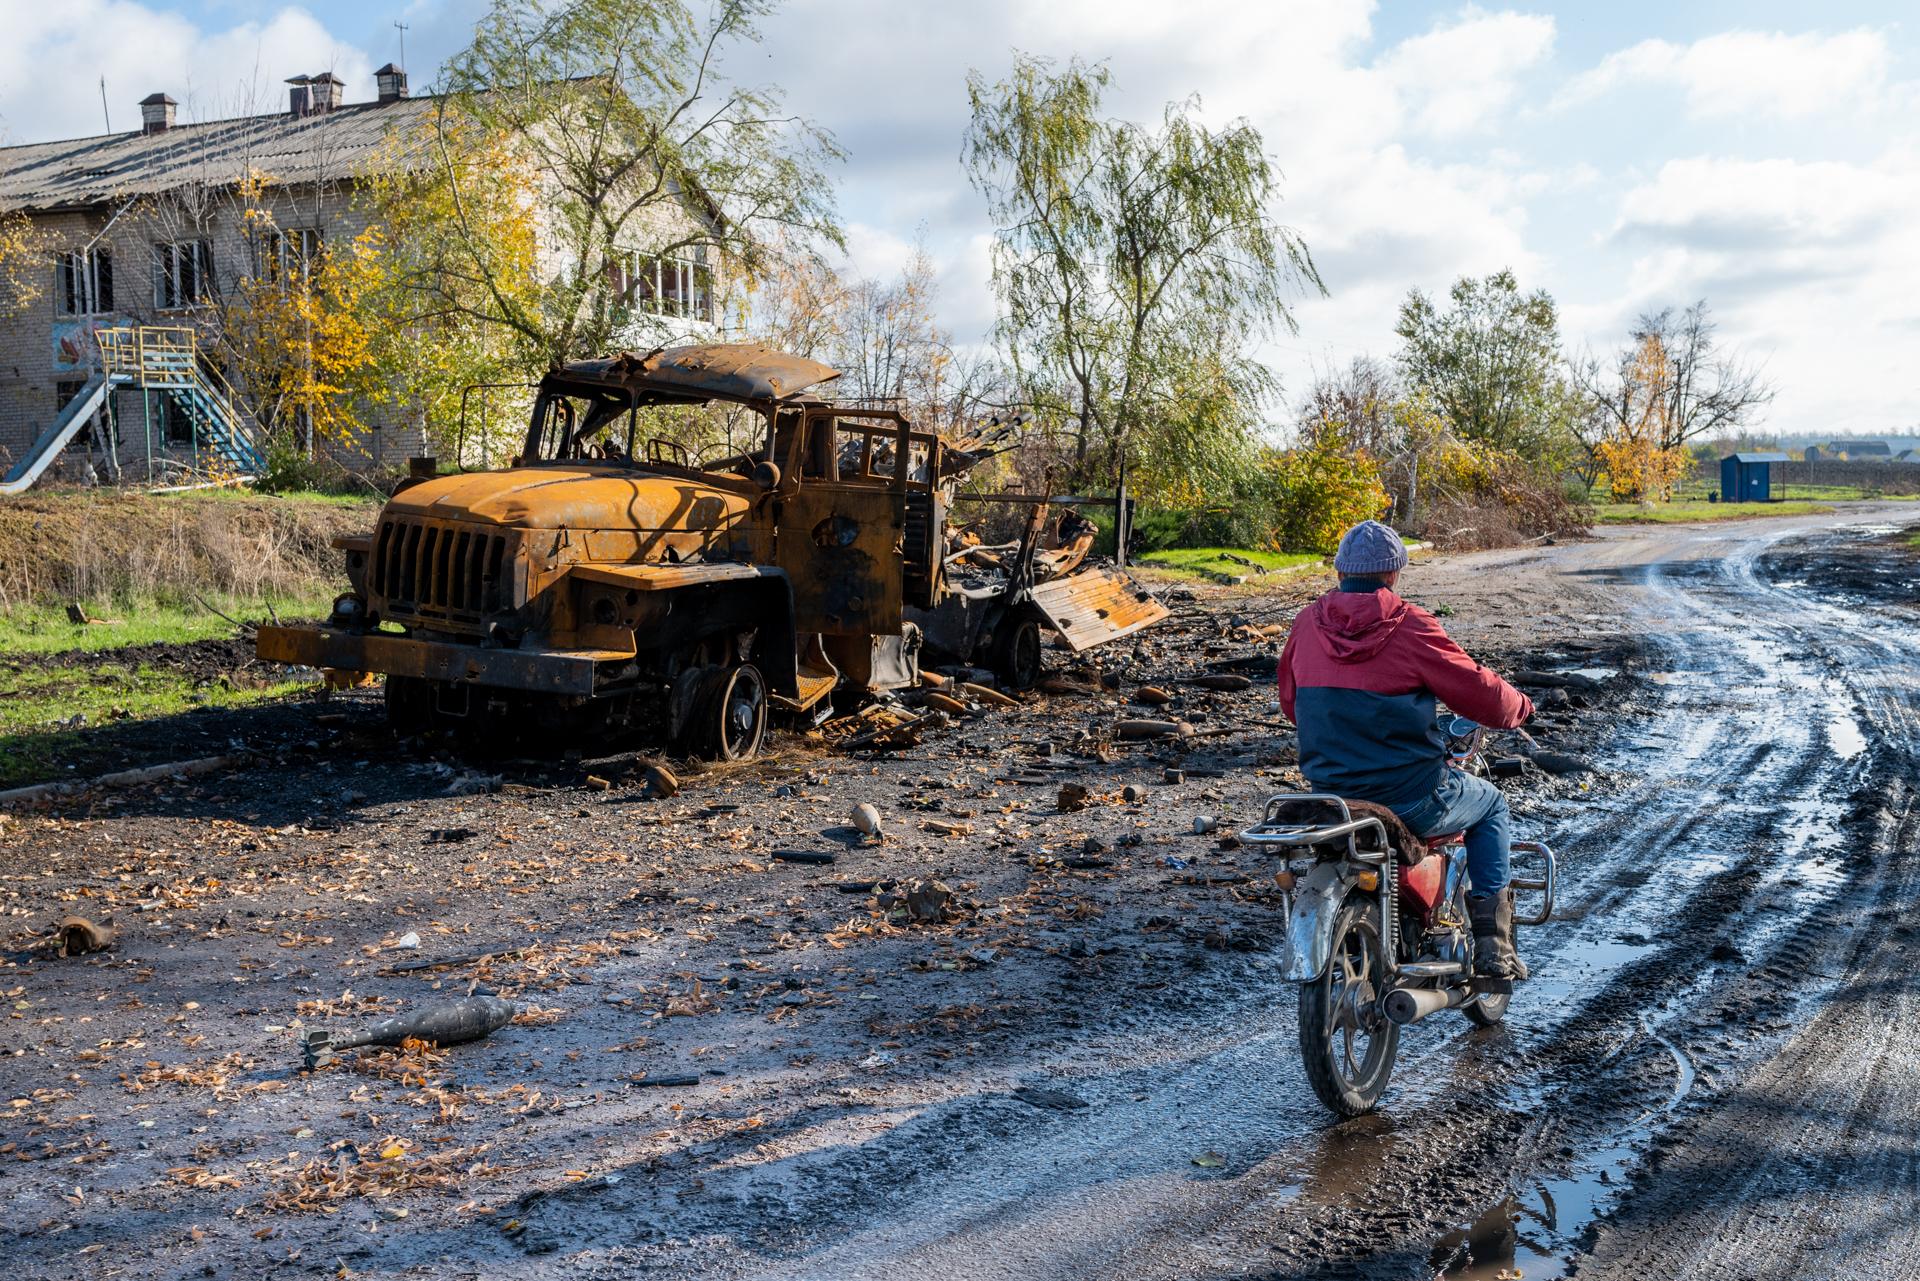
1527,937,1656,1006
1828,713,1867,761
1431,1027,1693,1279
1566,666,1619,682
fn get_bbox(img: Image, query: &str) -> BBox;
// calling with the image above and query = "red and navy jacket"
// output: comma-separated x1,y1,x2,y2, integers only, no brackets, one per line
1277,584,1533,809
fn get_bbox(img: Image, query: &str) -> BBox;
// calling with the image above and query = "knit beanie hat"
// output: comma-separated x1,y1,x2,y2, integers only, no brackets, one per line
1332,520,1408,576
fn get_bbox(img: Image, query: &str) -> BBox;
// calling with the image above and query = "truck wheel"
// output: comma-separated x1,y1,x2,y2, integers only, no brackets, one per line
385,676,433,735
690,663,768,761
991,617,1043,691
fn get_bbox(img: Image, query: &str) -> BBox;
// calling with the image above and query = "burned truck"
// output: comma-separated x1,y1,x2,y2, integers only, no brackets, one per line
256,342,1165,758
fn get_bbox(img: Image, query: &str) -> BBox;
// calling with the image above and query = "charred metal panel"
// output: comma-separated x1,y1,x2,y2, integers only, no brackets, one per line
824,625,923,692
1029,568,1170,653
775,485,904,637
570,561,777,592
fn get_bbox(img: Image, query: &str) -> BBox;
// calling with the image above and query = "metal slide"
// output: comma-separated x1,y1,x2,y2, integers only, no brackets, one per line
0,376,111,496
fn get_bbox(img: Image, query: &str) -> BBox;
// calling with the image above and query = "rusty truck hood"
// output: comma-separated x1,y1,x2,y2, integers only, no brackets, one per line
385,467,751,532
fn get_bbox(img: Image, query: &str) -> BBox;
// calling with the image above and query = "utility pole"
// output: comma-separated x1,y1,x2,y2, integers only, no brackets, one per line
99,77,111,132
395,20,410,69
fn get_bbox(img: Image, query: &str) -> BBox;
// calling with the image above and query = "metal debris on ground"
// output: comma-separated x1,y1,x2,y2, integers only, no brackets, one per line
301,994,517,1070
772,849,838,865
57,915,116,956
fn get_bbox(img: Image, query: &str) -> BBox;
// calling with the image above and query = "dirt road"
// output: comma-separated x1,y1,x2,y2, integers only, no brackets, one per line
3,507,1915,1280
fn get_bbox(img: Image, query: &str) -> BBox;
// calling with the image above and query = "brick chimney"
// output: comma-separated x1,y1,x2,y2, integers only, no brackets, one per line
374,63,409,103
308,71,345,112
139,93,176,135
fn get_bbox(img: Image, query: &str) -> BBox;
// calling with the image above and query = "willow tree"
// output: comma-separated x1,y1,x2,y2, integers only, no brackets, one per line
410,0,843,369
963,54,1322,499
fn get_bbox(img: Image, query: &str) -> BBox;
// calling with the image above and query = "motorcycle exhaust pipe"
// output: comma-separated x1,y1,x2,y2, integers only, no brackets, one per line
1384,984,1470,1026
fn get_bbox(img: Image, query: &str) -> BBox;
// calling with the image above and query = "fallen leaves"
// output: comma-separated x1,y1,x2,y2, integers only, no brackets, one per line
258,1137,497,1214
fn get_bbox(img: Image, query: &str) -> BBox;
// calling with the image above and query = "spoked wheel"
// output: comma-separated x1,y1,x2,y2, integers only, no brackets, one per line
1462,989,1510,1027
1298,895,1400,1117
991,616,1043,691
689,663,768,761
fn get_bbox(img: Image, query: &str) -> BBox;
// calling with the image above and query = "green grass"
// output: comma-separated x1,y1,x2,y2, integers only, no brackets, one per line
1135,547,1325,580
0,593,333,656
0,659,310,788
1594,500,1836,524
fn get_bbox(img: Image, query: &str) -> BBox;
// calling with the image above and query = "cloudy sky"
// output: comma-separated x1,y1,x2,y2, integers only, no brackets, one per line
3,0,1916,440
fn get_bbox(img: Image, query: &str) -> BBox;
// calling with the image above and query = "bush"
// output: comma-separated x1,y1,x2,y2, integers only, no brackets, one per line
1256,444,1390,554
258,445,395,498
1417,444,1590,549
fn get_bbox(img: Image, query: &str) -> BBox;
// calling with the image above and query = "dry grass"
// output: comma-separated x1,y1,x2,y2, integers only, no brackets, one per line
0,491,372,611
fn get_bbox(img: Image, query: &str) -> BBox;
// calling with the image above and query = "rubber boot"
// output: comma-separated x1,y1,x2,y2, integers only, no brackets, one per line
1468,888,1528,993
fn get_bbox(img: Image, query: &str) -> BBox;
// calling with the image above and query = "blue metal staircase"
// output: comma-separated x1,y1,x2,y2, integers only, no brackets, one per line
99,326,266,476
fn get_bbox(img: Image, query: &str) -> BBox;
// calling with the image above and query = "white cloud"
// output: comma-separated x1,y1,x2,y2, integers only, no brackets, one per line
1557,28,1892,120
1590,151,1920,435
0,1,375,142
1374,6,1555,137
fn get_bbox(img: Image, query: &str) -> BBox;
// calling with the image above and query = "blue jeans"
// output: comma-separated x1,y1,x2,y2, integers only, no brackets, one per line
1390,769,1510,899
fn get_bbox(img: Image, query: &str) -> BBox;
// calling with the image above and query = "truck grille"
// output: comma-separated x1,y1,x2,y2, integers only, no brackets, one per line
370,517,513,622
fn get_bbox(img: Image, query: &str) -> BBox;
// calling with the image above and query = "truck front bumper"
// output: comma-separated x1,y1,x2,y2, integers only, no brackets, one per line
257,625,599,697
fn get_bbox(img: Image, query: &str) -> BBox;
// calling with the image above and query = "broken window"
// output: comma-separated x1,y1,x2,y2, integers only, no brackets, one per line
152,239,214,308
264,228,322,286
608,247,713,323
56,246,114,315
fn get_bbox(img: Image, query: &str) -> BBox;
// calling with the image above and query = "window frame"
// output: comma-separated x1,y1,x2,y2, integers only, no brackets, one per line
609,246,714,323
152,239,215,309
55,246,114,316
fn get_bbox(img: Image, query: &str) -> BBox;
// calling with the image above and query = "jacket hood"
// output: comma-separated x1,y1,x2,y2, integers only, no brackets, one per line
1313,588,1410,662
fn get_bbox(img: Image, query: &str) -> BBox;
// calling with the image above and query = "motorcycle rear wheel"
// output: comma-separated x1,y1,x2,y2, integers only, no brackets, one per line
1299,895,1400,1117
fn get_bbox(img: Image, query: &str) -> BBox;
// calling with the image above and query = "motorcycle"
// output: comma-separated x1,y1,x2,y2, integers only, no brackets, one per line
1240,716,1557,1116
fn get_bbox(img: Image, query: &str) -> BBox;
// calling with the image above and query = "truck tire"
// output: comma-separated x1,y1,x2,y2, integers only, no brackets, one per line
991,616,1044,691
688,663,768,761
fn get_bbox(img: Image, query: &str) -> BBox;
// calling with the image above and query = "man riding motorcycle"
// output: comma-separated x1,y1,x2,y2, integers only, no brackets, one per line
1276,520,1535,989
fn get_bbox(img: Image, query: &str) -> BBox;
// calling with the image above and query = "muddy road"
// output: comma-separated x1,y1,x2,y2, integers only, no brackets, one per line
2,507,1916,1280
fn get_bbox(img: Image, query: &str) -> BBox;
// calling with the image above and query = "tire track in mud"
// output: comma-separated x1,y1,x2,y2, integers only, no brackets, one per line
1569,526,1920,1281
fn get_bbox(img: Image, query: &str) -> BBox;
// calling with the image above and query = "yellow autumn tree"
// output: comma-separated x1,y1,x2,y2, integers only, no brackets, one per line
218,172,386,455
0,208,46,317
1595,333,1692,502
358,110,545,463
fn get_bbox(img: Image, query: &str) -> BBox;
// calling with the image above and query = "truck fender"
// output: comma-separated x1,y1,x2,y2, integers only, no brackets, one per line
1283,859,1362,982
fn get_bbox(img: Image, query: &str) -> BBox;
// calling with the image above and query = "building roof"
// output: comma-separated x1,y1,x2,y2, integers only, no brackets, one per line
1828,440,1892,454
1726,452,1788,463
0,95,442,213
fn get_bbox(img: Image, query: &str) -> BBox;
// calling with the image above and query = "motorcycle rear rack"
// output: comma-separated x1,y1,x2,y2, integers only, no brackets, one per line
1237,793,1392,863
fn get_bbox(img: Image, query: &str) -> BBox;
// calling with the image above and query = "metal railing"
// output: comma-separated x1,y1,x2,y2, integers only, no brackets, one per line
96,325,263,473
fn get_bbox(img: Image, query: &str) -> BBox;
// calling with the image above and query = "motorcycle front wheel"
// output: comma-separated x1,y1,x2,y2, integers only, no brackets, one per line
1462,990,1510,1027
1298,894,1400,1117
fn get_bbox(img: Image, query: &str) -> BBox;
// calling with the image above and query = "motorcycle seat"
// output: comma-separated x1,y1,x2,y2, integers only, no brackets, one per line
1424,831,1467,849
1340,798,1434,867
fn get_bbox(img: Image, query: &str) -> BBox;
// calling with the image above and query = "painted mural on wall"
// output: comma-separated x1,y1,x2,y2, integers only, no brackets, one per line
52,320,105,372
